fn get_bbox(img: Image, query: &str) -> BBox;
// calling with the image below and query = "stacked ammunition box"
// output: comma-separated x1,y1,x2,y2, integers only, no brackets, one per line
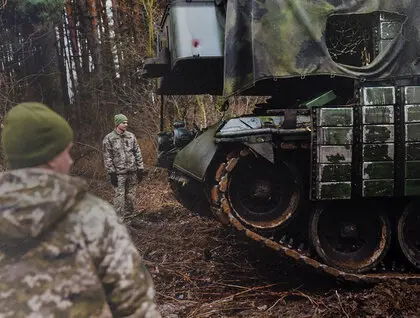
404,86,420,195
360,87,395,197
314,107,353,199
372,12,404,57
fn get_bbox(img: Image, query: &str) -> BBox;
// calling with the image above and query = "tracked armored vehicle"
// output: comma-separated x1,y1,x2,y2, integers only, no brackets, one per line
145,0,420,283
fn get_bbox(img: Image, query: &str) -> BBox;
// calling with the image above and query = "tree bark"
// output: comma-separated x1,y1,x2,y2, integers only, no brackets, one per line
57,17,70,107
78,0,103,80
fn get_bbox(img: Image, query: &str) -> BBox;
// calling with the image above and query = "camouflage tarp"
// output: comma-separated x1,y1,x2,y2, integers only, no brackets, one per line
224,0,420,96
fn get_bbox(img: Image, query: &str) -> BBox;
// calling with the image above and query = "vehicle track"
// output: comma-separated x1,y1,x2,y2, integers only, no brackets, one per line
210,150,420,284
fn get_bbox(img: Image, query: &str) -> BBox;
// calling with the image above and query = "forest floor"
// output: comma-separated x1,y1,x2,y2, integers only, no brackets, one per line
89,168,420,318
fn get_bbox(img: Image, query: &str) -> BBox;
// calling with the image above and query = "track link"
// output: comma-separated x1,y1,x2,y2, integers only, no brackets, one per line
211,152,420,284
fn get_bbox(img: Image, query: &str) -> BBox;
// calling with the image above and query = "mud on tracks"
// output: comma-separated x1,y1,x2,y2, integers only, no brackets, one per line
92,172,420,317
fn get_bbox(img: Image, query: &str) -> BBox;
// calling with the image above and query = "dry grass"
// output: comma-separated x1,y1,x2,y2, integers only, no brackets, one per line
137,137,158,167
83,159,420,318
70,135,158,180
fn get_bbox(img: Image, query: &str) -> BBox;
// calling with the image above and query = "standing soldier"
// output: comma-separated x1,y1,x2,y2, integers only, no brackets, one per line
103,114,145,221
0,102,160,317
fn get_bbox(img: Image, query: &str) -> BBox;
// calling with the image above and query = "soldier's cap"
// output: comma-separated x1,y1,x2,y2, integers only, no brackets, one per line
1,102,73,169
114,114,128,126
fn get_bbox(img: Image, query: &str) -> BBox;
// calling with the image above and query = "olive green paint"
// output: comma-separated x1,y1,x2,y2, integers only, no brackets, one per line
318,164,351,182
223,1,419,97
317,182,351,200
379,21,403,39
405,105,420,123
302,90,337,108
363,125,394,143
317,146,352,163
405,123,420,142
363,162,394,179
362,106,394,124
363,143,394,161
404,179,420,196
318,127,353,145
311,86,420,199
406,143,420,160
405,161,420,178
317,108,353,127
373,14,405,54
363,180,394,197
173,122,222,182
361,87,395,106
404,86,420,104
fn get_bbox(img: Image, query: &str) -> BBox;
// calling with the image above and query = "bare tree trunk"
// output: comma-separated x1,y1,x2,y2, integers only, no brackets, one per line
120,0,127,34
88,0,103,79
131,0,142,43
65,0,83,82
99,0,115,77
141,0,156,56
57,18,70,107
62,7,82,120
110,0,126,84
78,0,103,80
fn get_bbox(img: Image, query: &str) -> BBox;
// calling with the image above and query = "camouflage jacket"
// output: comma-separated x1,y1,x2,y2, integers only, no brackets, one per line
103,130,144,174
0,168,161,317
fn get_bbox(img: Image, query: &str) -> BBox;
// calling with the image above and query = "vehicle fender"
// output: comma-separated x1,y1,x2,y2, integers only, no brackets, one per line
173,122,223,182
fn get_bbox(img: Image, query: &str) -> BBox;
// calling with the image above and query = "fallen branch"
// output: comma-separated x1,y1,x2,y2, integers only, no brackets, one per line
335,289,350,318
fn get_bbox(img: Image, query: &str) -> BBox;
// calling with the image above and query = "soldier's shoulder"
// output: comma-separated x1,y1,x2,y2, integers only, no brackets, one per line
70,193,117,225
76,193,114,213
103,131,116,141
126,131,137,139
70,193,127,245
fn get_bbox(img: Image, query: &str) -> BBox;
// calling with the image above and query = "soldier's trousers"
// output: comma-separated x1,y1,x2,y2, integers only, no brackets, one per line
114,172,138,218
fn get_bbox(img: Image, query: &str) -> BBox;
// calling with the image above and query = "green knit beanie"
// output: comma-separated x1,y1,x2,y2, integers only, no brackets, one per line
114,114,128,126
1,102,74,169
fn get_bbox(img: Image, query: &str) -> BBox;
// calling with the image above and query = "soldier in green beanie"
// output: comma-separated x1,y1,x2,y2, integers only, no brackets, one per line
0,103,160,317
2,102,74,172
103,113,145,221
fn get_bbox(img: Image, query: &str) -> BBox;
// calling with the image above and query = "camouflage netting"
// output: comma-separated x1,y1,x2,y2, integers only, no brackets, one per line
224,0,420,96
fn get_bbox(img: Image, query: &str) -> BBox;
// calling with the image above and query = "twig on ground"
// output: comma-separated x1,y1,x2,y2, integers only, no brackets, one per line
267,295,287,312
335,289,350,318
157,292,198,304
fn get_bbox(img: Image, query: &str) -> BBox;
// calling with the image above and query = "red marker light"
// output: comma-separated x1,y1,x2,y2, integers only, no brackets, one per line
192,39,200,48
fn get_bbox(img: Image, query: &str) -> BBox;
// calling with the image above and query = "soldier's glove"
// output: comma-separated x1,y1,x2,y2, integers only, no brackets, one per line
137,169,146,182
109,172,118,187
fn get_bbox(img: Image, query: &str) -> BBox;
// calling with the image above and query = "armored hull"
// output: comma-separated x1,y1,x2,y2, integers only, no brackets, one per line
147,0,420,282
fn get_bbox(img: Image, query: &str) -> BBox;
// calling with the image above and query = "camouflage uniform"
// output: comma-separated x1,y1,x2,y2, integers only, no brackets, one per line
0,168,160,317
103,130,144,218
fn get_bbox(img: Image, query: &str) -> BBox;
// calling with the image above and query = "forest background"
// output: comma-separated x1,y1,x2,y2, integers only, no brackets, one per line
3,3,420,317
0,0,258,175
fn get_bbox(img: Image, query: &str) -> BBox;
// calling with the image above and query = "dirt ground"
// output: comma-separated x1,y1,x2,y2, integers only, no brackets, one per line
90,168,420,318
